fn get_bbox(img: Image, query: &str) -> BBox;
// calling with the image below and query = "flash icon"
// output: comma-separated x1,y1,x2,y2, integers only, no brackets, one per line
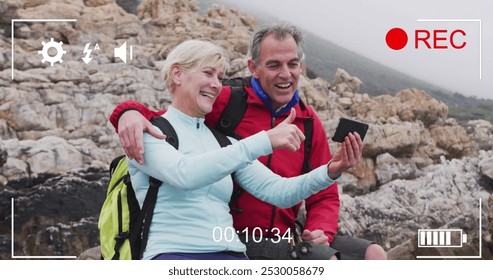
82,43,100,64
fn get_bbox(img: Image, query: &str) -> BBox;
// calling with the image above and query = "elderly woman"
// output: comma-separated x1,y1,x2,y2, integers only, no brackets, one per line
127,40,363,260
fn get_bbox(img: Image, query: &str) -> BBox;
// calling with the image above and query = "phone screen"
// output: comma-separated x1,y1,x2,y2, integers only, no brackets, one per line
331,117,369,142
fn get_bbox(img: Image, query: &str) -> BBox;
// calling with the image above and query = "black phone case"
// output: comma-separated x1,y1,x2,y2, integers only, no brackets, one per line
331,117,369,142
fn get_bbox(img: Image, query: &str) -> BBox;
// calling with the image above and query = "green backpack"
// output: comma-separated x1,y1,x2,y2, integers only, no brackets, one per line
98,116,231,260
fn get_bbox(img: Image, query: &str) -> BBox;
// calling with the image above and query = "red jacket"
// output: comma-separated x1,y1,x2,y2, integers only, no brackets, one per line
110,85,340,243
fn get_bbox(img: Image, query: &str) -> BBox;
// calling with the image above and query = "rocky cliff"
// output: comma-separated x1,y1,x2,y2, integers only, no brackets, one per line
1,0,492,260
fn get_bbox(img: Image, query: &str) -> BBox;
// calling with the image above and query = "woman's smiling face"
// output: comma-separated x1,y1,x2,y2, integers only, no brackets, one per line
172,65,224,118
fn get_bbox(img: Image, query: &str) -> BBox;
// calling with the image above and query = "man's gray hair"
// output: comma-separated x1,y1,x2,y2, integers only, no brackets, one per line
248,22,305,65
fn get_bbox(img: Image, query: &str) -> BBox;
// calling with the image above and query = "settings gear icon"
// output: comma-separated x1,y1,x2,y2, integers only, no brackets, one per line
38,38,67,66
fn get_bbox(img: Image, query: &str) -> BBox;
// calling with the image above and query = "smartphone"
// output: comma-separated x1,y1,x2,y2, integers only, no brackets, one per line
331,117,369,142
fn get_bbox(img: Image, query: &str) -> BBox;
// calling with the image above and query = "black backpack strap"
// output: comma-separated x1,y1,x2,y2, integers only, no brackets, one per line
291,117,314,231
209,128,232,148
137,178,161,258
229,187,245,213
221,76,250,89
215,79,249,212
208,127,245,214
129,116,179,259
301,117,314,174
149,116,179,149
109,155,126,176
216,83,248,140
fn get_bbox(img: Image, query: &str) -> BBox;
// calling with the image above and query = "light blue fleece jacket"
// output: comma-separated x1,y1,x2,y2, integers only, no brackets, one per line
127,106,337,260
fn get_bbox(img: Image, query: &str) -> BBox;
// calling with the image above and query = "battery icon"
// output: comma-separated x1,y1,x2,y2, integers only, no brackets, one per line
417,229,468,248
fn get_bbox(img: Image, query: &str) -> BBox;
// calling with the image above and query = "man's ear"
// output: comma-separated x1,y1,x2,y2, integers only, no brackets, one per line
247,59,259,79
170,64,182,86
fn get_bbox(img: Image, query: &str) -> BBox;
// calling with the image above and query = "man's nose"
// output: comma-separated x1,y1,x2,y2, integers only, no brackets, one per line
279,64,290,78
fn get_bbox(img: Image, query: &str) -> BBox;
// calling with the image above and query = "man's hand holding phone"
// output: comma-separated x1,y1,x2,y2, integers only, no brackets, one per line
327,118,368,179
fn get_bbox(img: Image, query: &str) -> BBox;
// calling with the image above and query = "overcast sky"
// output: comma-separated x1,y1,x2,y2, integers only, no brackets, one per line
224,0,492,100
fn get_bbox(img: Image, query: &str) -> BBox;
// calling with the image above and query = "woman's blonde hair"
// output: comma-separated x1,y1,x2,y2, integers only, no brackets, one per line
161,40,229,91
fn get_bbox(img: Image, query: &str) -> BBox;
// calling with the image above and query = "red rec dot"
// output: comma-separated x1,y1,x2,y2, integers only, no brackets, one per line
386,27,408,50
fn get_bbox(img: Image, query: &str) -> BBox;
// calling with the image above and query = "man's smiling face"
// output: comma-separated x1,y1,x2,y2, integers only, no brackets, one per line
248,33,303,110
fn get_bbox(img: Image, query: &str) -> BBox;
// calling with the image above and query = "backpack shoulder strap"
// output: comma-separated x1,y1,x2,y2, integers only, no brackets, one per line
131,116,179,259
301,117,314,174
207,126,243,214
150,116,179,149
209,128,232,148
291,116,314,228
109,155,126,176
216,79,248,140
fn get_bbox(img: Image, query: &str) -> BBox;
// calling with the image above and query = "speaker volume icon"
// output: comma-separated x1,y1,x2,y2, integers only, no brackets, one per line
114,42,133,63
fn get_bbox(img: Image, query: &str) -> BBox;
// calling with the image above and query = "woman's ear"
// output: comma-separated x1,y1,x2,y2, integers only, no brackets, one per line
170,64,182,86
